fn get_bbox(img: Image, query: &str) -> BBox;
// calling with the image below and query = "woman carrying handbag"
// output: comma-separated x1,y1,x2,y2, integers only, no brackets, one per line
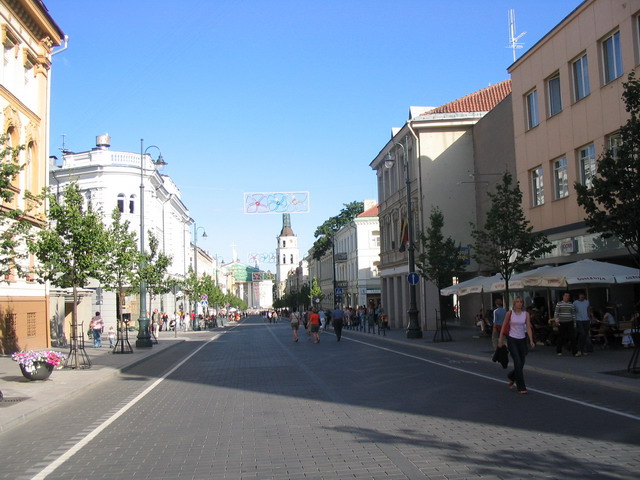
498,297,535,394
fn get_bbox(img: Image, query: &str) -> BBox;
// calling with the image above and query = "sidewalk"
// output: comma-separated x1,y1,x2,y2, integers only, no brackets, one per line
343,321,640,393
0,331,190,433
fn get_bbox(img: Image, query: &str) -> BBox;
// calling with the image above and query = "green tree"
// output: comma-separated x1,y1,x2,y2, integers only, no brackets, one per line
101,208,140,333
311,201,364,260
416,207,467,318
470,172,552,309
139,231,172,319
0,135,38,280
576,73,640,269
29,183,109,364
309,277,324,309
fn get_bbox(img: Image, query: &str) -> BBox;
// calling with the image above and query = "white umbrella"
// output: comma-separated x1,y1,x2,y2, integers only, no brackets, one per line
489,265,554,291
440,274,504,297
519,259,640,288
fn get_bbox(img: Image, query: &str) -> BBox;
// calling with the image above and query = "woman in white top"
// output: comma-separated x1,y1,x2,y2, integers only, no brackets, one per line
498,297,535,394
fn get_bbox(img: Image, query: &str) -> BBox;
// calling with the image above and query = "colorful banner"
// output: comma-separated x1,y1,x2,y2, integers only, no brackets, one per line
244,192,310,214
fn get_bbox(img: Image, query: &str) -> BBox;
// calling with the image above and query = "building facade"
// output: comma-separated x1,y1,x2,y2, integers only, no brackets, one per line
0,0,63,351
50,135,192,333
370,82,512,330
509,0,638,268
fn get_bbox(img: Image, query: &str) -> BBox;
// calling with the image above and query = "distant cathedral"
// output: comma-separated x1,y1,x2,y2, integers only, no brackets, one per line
276,214,299,297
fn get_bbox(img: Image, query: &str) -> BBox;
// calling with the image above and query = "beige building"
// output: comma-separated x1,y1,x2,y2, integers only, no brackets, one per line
509,0,638,266
0,0,63,351
370,82,511,331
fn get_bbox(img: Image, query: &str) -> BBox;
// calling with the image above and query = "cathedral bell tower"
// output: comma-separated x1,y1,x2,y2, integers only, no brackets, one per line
275,214,299,298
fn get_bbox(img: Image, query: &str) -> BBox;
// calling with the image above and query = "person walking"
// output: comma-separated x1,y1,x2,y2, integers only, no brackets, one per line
573,292,592,356
498,296,535,394
492,298,507,350
108,326,116,348
290,309,301,342
332,306,344,341
309,308,321,343
554,292,577,356
89,312,104,348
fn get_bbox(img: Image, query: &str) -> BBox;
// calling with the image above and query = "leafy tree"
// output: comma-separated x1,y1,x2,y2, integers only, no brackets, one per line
29,182,109,363
140,231,172,318
0,135,38,280
311,201,364,260
101,208,140,332
416,207,467,318
309,277,323,308
470,172,552,309
576,72,640,269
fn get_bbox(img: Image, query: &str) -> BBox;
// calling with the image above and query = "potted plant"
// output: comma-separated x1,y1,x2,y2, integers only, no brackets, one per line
12,350,67,381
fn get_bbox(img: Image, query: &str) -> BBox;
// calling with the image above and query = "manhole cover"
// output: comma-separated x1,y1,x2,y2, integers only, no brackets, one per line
0,397,29,407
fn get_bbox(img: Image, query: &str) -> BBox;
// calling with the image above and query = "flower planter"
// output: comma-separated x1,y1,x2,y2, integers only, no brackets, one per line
19,361,54,381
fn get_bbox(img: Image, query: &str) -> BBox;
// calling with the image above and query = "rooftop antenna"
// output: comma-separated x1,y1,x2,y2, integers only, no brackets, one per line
60,133,69,154
507,9,526,62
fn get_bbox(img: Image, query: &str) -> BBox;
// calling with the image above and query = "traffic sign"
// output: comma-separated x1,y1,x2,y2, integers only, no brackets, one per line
313,297,320,304
201,294,208,301
335,287,343,296
407,272,420,285
200,300,209,308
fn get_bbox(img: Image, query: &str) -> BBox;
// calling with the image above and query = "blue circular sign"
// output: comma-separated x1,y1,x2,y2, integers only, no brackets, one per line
407,272,420,285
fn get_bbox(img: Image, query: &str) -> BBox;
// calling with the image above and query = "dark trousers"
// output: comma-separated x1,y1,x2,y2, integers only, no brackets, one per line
556,322,577,354
333,320,343,341
576,321,591,353
507,336,528,392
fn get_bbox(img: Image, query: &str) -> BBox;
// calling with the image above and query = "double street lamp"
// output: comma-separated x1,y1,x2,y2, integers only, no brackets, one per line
136,139,167,348
385,136,422,339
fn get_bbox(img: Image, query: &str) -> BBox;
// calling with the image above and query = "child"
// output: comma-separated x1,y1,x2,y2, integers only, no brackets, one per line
108,326,116,347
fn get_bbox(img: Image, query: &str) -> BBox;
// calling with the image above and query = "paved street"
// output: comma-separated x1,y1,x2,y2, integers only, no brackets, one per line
1,315,639,480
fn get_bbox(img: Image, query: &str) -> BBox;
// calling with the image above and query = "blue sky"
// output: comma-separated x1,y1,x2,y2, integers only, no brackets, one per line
45,0,580,271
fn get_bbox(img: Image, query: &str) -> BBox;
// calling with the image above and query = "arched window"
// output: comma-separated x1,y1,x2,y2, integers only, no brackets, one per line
282,240,286,248
290,254,294,264
129,194,136,213
117,193,125,213
282,254,286,264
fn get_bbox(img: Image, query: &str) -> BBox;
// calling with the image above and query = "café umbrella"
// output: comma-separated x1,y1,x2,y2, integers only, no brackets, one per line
516,259,640,288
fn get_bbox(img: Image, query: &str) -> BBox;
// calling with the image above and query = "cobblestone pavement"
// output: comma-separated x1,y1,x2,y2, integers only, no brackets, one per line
1,317,639,479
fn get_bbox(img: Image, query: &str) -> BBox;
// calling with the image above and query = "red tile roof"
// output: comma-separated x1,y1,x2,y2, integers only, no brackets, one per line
358,204,379,218
420,79,512,115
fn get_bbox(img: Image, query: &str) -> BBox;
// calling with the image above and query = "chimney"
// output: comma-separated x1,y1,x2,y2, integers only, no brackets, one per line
96,134,111,150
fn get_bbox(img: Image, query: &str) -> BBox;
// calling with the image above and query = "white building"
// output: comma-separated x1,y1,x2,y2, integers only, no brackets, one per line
50,135,192,330
275,213,299,299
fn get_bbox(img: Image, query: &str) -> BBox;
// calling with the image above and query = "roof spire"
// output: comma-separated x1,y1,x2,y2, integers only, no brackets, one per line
280,213,295,236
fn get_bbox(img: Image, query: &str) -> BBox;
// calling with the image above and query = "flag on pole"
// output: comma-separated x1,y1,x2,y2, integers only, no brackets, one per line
399,218,409,252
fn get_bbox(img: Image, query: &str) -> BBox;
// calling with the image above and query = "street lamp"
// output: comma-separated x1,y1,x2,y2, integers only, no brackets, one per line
385,136,422,339
136,139,167,348
192,222,207,329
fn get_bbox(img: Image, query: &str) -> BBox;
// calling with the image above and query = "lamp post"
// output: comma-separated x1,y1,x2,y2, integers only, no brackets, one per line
385,136,422,339
192,222,207,330
136,139,167,348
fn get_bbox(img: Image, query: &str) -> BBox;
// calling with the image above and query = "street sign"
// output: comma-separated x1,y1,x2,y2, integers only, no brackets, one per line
200,300,209,308
335,287,343,296
201,294,208,301
407,272,420,285
313,297,320,304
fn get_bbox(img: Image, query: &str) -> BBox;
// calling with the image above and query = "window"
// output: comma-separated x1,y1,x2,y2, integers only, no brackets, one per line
525,89,539,129
578,144,596,188
602,31,622,84
572,54,590,102
531,167,544,206
607,133,622,160
547,73,562,116
282,254,286,264
290,254,293,264
117,193,125,213
553,157,568,199
129,194,135,214
282,240,286,248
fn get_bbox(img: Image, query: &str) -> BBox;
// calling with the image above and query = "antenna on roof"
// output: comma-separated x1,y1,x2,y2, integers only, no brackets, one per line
60,133,69,154
507,9,526,62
